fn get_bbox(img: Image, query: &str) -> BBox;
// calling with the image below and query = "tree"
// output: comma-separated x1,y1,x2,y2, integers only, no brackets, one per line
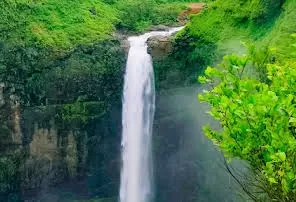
198,46,296,201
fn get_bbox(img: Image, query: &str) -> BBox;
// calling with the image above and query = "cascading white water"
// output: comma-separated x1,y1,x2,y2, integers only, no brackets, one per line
120,27,183,202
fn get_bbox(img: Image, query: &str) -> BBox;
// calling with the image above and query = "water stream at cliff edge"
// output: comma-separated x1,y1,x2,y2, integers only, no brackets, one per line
120,27,183,202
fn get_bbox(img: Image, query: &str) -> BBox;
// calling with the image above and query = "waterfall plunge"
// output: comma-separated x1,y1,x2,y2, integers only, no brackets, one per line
120,28,183,202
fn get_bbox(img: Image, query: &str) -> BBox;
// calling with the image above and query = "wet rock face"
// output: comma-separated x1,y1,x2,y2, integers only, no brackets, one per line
149,25,170,32
122,39,130,55
21,122,87,190
147,35,172,60
0,83,5,108
0,84,22,146
0,39,125,200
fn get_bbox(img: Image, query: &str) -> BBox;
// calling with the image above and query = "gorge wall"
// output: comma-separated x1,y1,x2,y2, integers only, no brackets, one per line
0,0,293,201
0,39,125,201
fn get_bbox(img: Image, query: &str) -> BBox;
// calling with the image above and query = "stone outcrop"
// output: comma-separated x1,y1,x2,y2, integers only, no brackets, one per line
0,84,22,147
147,35,173,60
21,125,87,190
11,102,22,144
149,25,170,32
20,109,88,191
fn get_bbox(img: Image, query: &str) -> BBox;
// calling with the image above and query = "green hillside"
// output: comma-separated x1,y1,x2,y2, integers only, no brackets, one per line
0,0,296,201
182,0,295,63
0,0,193,48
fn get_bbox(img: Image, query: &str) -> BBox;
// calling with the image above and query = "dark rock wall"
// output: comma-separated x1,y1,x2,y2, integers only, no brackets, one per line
0,39,125,201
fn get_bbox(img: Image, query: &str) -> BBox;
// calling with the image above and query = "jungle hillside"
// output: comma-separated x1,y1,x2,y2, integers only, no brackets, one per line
0,0,295,202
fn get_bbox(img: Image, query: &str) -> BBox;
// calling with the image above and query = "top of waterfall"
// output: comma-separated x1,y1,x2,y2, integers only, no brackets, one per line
128,27,184,47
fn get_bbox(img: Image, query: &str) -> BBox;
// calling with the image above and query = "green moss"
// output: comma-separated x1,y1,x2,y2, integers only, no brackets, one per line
62,101,106,124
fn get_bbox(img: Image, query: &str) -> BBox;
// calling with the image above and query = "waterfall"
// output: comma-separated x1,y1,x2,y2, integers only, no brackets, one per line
120,27,183,202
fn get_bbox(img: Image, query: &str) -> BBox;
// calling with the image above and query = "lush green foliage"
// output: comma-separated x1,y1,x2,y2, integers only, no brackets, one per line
175,0,291,67
199,45,296,200
0,0,295,201
115,0,186,32
186,0,285,42
262,0,296,61
159,0,294,91
62,101,106,124
0,0,119,48
0,0,192,47
0,40,124,106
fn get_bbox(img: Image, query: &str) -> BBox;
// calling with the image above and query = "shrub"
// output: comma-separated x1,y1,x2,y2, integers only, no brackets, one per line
199,44,296,200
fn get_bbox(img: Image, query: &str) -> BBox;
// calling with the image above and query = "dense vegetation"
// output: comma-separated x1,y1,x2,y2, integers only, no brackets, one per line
154,0,295,89
0,0,197,48
192,0,296,201
150,0,296,200
0,0,194,201
199,47,296,201
0,0,295,201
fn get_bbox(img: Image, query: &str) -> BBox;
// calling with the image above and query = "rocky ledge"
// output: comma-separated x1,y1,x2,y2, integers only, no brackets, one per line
147,35,173,60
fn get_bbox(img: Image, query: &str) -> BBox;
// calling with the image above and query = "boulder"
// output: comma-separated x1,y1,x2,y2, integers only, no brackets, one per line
147,35,172,59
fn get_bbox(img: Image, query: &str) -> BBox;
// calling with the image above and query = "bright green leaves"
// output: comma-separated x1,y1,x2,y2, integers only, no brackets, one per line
198,75,209,84
199,52,296,198
204,66,221,78
275,152,286,162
